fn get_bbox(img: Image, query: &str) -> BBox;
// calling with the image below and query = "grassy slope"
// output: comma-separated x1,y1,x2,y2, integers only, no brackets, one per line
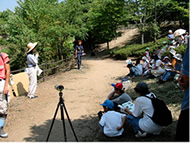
95,76,184,141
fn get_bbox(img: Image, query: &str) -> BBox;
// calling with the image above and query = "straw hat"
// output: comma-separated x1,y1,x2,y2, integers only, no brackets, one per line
27,42,38,53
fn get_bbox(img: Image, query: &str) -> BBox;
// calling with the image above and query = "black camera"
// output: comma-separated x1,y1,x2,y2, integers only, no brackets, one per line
55,85,64,91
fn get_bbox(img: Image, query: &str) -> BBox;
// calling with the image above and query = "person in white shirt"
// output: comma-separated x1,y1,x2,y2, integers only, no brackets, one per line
176,35,184,46
124,82,162,138
26,42,39,99
98,99,126,137
142,56,149,73
150,55,165,77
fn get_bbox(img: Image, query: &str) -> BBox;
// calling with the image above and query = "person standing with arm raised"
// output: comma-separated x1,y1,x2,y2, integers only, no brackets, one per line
27,42,39,99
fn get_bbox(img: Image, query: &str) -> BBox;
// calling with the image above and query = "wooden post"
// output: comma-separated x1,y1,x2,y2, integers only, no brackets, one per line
43,62,46,82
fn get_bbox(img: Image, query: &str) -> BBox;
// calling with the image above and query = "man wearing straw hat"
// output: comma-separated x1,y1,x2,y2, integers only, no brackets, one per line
27,42,39,99
0,51,10,138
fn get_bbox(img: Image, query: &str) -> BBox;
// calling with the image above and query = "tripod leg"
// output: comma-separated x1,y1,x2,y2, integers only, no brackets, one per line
62,102,78,142
46,103,59,142
60,104,67,142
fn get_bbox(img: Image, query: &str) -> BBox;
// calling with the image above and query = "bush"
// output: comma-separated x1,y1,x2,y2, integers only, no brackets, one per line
110,37,168,59
162,45,187,58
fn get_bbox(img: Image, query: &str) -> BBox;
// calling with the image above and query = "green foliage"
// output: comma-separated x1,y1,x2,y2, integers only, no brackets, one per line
5,0,89,70
87,0,125,47
110,37,168,59
162,45,187,58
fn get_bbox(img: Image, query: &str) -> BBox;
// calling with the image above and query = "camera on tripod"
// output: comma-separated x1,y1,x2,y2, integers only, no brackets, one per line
46,84,78,142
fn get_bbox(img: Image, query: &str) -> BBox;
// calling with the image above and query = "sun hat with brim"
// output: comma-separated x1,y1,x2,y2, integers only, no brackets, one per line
111,83,125,90
163,41,167,44
163,56,170,61
169,49,176,56
27,42,38,53
173,54,182,61
100,100,114,109
134,82,148,91
169,30,172,34
145,47,149,50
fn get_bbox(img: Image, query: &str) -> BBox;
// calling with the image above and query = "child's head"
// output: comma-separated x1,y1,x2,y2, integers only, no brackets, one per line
134,82,150,96
111,83,125,95
100,100,114,112
173,54,182,64
145,47,149,51
163,56,170,63
127,63,133,68
163,41,167,45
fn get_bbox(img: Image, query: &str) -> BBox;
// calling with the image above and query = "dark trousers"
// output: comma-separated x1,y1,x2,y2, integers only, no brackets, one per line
175,108,189,141
77,55,82,69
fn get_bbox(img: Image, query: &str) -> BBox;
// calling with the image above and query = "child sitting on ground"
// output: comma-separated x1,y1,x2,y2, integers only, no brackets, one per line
98,100,126,137
158,54,183,84
124,82,162,138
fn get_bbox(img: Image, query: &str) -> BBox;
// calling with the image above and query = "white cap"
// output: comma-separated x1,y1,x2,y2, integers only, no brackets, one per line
169,30,172,34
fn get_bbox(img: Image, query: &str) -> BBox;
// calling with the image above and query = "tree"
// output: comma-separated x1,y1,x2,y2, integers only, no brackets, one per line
87,0,125,49
5,0,89,69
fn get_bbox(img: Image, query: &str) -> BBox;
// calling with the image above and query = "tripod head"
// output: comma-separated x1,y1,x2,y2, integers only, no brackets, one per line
55,85,64,92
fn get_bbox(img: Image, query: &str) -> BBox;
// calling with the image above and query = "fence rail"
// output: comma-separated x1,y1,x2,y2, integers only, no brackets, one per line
11,57,74,82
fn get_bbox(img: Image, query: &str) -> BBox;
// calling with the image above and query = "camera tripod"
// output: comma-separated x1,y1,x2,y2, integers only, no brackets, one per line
46,86,78,142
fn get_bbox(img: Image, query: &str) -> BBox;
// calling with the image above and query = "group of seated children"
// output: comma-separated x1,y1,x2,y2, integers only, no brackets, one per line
98,82,163,138
126,47,183,85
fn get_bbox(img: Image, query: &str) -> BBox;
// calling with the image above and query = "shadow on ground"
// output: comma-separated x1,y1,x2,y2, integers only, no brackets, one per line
24,113,177,142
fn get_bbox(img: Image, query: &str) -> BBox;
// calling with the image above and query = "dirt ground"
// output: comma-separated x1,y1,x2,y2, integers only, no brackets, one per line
0,28,184,142
0,56,184,142
1,58,131,142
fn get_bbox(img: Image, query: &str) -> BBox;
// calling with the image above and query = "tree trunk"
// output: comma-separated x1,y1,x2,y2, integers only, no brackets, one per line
58,41,63,60
141,32,144,45
154,0,157,42
107,40,109,49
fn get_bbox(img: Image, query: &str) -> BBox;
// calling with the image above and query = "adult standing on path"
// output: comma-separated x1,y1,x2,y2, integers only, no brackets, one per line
75,40,84,70
0,52,10,138
27,42,39,99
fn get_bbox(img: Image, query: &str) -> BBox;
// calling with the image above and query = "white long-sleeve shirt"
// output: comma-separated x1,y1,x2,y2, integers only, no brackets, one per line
27,54,38,68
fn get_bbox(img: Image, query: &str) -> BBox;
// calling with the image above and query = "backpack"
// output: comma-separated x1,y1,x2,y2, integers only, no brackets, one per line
145,94,172,126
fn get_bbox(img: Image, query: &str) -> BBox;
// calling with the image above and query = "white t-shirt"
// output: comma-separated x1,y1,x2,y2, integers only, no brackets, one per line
132,93,162,134
155,59,162,67
99,111,126,137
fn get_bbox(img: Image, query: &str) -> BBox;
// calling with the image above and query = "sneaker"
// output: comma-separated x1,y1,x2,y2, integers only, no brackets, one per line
135,130,147,138
28,96,38,99
0,129,8,138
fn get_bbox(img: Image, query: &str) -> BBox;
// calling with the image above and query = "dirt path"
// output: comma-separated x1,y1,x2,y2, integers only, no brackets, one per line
1,58,129,142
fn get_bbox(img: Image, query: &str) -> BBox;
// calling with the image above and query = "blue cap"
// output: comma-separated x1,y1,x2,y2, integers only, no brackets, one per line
100,100,114,109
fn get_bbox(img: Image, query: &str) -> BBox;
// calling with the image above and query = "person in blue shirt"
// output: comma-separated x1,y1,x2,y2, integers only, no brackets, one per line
168,30,175,45
175,41,189,141
158,54,182,84
75,40,84,70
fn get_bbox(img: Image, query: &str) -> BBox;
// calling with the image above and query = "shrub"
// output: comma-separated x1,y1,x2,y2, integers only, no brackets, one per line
162,44,187,58
110,37,168,59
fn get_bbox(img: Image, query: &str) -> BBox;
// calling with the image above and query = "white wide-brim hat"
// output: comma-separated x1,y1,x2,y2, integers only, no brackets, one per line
169,49,176,56
173,54,182,61
27,42,38,53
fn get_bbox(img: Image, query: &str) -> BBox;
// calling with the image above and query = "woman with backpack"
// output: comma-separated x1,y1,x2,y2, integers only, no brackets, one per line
124,82,162,138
